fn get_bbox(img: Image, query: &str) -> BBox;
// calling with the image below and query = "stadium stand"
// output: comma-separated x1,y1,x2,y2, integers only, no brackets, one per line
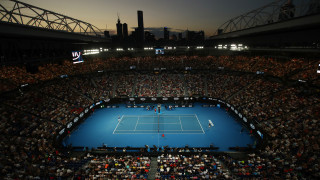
0,55,319,179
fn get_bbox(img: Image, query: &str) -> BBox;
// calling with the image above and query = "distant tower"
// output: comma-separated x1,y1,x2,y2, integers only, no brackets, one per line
138,10,144,32
164,27,169,41
137,10,144,46
123,23,128,38
116,14,123,39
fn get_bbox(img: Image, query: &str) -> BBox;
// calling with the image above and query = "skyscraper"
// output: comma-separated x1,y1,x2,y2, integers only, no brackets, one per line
123,23,128,38
137,10,144,46
137,10,144,31
116,17,123,39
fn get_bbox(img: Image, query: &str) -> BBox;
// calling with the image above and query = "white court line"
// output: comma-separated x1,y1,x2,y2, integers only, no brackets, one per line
115,129,203,131
160,114,195,116
114,132,204,134
114,114,203,134
122,114,195,117
134,116,139,131
112,115,124,134
194,114,205,134
124,115,157,117
138,123,180,124
179,116,183,131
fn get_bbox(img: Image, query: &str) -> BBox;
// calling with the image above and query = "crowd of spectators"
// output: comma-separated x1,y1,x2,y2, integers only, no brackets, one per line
220,103,320,179
5,90,76,125
68,77,108,102
115,73,136,97
230,79,283,107
134,74,159,97
39,80,92,108
160,74,185,97
0,79,16,93
0,104,66,179
207,73,254,100
231,86,319,122
156,154,230,179
1,55,318,93
0,55,319,179
93,74,115,99
74,154,151,179
185,73,206,96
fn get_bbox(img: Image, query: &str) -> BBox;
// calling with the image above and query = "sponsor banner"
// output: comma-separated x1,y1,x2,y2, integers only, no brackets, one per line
59,128,65,135
257,131,263,139
74,117,79,123
67,122,73,129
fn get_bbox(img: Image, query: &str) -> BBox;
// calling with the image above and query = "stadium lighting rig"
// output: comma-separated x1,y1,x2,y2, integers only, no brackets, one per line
144,47,154,50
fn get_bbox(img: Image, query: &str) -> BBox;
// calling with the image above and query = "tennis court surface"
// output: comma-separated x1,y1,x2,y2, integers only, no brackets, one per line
63,103,256,150
113,114,204,134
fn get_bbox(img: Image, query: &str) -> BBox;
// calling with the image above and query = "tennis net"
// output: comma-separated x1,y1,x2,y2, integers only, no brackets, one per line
158,114,160,133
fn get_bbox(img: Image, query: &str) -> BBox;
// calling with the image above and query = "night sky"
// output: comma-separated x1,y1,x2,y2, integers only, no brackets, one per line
11,0,275,37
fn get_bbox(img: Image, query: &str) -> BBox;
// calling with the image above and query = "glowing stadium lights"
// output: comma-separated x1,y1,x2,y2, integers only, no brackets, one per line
116,48,124,51
196,46,204,49
83,49,99,55
128,48,134,51
216,44,248,51
164,46,176,50
144,47,153,50
230,44,237,51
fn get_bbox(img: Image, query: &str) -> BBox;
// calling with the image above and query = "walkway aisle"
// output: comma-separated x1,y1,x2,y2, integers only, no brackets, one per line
204,74,208,97
157,74,162,97
182,74,187,97
131,74,139,97
147,157,158,180
112,74,118,98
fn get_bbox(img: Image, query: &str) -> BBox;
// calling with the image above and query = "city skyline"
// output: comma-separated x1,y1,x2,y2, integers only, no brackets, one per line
12,0,276,38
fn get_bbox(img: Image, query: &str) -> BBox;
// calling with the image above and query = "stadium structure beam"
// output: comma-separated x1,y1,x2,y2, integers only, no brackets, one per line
0,0,104,37
213,0,320,36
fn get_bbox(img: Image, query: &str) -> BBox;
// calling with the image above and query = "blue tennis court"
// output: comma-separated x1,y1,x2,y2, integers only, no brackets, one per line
63,103,256,151
114,114,204,134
